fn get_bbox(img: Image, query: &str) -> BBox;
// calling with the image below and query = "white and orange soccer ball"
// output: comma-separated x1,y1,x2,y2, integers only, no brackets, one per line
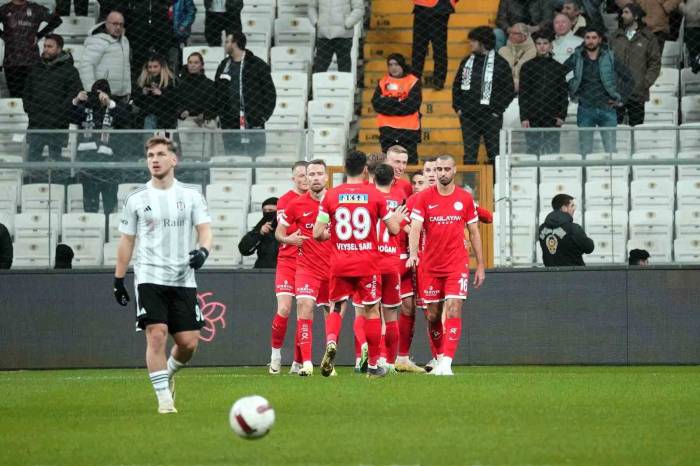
229,395,275,439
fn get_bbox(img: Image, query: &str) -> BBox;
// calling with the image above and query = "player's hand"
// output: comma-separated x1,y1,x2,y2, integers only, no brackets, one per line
189,247,209,270
393,204,408,220
406,255,419,269
113,277,130,306
260,221,273,236
473,265,485,289
285,230,307,246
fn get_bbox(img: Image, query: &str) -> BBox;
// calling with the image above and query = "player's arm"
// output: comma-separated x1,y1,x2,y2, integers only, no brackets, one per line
275,210,306,246
196,222,213,252
190,193,213,269
406,218,423,268
313,202,331,241
113,233,135,306
467,221,486,288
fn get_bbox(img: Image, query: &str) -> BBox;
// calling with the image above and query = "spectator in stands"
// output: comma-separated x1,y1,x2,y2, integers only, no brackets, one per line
519,29,569,154
453,26,515,164
214,32,276,157
310,0,364,73
23,34,83,168
553,12,584,63
238,197,279,269
0,221,11,269
371,53,422,164
172,0,197,70
620,0,681,52
498,23,537,92
564,27,634,155
560,0,588,36
628,248,650,265
539,193,594,266
410,0,454,90
611,3,661,126
79,11,131,104
125,0,172,81
496,0,555,50
134,55,177,130
680,0,700,72
204,0,243,47
0,0,62,98
70,79,130,214
55,0,88,15
54,244,74,269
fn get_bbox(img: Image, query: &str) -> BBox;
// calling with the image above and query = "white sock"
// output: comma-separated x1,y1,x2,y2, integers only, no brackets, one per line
271,347,282,360
396,355,408,364
368,364,377,370
167,356,185,379
149,370,172,403
354,357,361,367
441,356,453,367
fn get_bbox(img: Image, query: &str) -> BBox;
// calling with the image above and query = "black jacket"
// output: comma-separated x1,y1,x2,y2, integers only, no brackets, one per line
23,51,83,131
176,71,217,120
204,0,243,11
538,210,595,267
452,52,515,116
519,55,569,125
0,222,12,269
238,218,279,269
214,50,276,128
134,79,178,129
371,74,422,120
70,99,130,156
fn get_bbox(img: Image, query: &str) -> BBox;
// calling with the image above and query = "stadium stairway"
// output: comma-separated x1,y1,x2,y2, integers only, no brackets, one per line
356,0,499,160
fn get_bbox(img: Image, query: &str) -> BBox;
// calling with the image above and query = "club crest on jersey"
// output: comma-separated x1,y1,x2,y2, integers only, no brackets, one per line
176,201,185,211
339,193,368,203
454,201,463,211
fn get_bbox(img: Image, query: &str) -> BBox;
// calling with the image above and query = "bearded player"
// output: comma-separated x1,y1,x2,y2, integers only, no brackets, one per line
269,161,308,374
313,151,403,378
276,160,331,376
406,155,486,376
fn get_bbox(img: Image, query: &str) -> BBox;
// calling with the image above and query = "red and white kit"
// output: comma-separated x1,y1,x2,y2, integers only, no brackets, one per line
274,190,301,296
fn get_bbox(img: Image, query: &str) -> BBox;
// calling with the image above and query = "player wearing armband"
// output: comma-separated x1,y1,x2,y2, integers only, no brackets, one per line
406,155,486,376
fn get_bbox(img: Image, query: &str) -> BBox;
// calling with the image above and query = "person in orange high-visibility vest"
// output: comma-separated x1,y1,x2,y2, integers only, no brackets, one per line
371,53,422,164
412,0,458,90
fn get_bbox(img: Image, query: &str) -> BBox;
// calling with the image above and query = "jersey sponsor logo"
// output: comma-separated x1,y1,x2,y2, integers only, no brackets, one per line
423,285,440,298
339,193,369,203
162,218,186,227
428,204,439,209
298,283,314,295
336,242,373,251
454,201,463,211
428,215,462,223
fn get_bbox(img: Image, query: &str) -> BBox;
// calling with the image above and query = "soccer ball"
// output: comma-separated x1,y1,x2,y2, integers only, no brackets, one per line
229,395,275,439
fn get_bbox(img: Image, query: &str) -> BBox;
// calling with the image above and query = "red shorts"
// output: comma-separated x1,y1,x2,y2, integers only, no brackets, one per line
295,270,329,306
380,272,401,307
331,274,381,305
419,267,470,304
275,257,296,296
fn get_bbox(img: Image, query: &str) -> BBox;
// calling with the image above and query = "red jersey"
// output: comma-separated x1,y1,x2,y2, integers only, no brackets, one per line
279,192,332,278
277,189,302,261
410,185,478,276
376,187,406,273
319,182,391,277
394,177,413,198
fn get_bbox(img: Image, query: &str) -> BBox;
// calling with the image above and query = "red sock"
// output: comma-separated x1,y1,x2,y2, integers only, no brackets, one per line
270,313,288,349
398,313,415,357
379,332,387,359
442,317,462,359
353,315,366,357
428,319,444,356
385,321,399,364
326,312,343,345
364,317,382,367
293,327,302,364
297,319,313,363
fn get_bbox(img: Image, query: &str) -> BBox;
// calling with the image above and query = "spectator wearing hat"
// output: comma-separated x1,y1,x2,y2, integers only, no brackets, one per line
611,2,660,126
371,53,422,164
239,197,279,268
453,26,515,164
629,248,650,265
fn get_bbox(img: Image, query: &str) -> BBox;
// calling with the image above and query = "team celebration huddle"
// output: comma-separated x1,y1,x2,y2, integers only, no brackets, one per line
269,145,487,378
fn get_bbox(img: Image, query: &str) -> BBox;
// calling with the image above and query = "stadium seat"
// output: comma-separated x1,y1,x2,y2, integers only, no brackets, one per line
209,156,253,186
584,209,628,237
116,184,143,211
632,152,676,183
678,151,700,180
190,6,207,44
206,183,250,212
590,124,632,155
539,153,583,184
676,179,700,209
247,211,262,231
629,209,674,242
103,241,118,266
12,238,55,268
627,237,672,262
255,156,299,184
492,213,536,265
66,184,84,213
62,212,105,242
271,71,309,102
64,44,85,65
312,127,346,165
681,95,700,123
182,46,225,80
14,211,59,242
681,67,700,96
270,45,313,73
539,181,582,212
644,94,678,124
307,99,352,134
266,98,307,130
0,211,14,237
508,180,538,210
21,184,65,229
277,0,312,17
242,17,273,50
679,123,700,151
210,208,247,238
587,236,627,264
247,44,269,63
0,181,18,214
274,16,315,49
108,212,122,240
585,180,629,211
508,153,538,184
241,254,257,267
208,241,242,267
64,237,104,266
633,124,677,154
673,237,700,262
585,152,631,181
312,72,355,107
0,99,28,157
265,130,305,160
675,208,700,238
250,183,291,212
55,16,95,44
652,66,679,94
630,179,675,210
242,0,276,24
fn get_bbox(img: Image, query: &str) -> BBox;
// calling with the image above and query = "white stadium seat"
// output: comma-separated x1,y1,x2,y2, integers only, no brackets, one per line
0,211,14,237
250,183,290,212
628,209,674,242
676,179,700,209
270,45,313,73
0,99,28,157
247,44,269,63
651,67,679,94
307,99,352,134
587,236,627,264
274,16,315,49
206,183,250,212
108,212,122,240
66,184,84,213
677,152,700,181
21,184,65,230
628,237,672,262
312,127,346,164
674,237,700,263
312,72,355,107
64,237,104,266
265,131,305,160
539,153,582,184
630,179,675,210
14,212,59,242
644,94,678,124
209,156,253,186
242,0,275,24
681,95,700,123
242,17,273,50
62,213,105,243
584,209,628,237
208,241,242,267
681,67,700,96
633,124,677,153
679,124,700,151
271,71,309,102
508,153,538,184
117,184,143,211
209,209,247,239
585,180,629,211
255,156,297,184
585,152,630,181
12,238,55,268
675,208,700,238
55,16,95,44
247,211,262,230
0,181,18,214
632,152,676,183
539,181,582,213
266,98,307,130
504,180,538,210
277,0,312,17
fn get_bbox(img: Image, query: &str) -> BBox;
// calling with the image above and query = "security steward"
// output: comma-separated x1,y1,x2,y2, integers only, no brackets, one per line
538,193,595,266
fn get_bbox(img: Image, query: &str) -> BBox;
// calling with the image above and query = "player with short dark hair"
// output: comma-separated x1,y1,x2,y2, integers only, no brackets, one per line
539,194,594,266
313,151,404,378
276,159,331,376
113,136,213,413
269,161,309,374
406,155,485,376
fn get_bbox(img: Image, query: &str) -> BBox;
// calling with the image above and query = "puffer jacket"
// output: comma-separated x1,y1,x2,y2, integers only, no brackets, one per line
611,27,661,102
308,0,364,39
637,0,681,34
173,0,197,41
564,43,635,105
80,22,131,97
680,0,700,27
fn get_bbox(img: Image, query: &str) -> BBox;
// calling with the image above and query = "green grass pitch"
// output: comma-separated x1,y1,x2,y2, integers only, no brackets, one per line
1,366,698,466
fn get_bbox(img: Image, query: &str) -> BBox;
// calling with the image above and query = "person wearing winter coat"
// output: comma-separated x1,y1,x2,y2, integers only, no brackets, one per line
680,0,700,72
614,0,681,52
519,29,569,155
309,0,364,73
0,0,62,97
125,0,172,80
70,79,130,214
495,0,555,49
553,13,584,63
0,222,12,269
452,26,515,164
23,34,83,164
238,197,279,269
610,3,661,126
79,11,131,102
172,0,197,68
134,55,178,130
204,0,243,47
539,193,594,266
371,53,422,164
498,23,537,92
214,32,276,157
